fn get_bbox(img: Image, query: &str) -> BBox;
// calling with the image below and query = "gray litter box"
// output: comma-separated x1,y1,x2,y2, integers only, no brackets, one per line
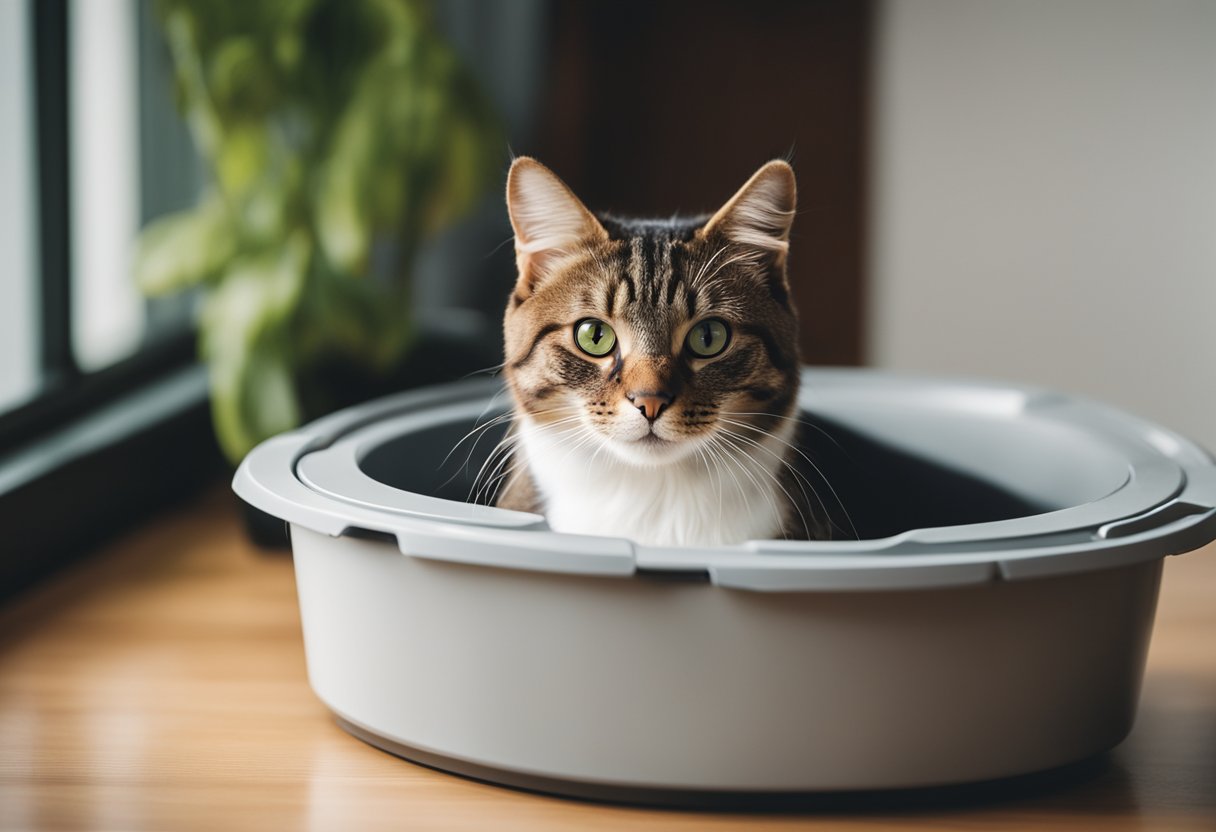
233,368,1216,802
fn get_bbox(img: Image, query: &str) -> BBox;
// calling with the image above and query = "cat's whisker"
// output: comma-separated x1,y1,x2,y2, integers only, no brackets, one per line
469,416,585,504
481,445,532,507
484,232,517,260
720,432,823,530
458,360,509,380
693,445,725,540
586,432,613,469
714,431,790,538
443,407,581,494
475,444,520,505
691,244,729,286
716,426,815,540
721,410,851,456
443,410,513,469
477,430,559,506
720,417,858,539
468,433,519,504
701,433,757,526
445,402,574,470
719,417,859,540
475,429,554,506
709,433,785,537
699,251,754,290
693,445,716,528
440,423,511,494
532,421,604,478
718,418,828,518
508,424,608,508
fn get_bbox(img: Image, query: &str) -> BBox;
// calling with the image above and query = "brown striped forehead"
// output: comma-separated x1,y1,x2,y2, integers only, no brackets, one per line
505,215,798,374
598,214,708,342
615,233,687,353
589,231,780,352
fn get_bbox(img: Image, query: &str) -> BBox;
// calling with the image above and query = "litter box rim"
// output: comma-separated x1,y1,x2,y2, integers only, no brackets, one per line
233,368,1216,592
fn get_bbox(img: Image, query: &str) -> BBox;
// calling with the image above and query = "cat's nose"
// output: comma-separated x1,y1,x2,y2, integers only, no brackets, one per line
627,391,673,422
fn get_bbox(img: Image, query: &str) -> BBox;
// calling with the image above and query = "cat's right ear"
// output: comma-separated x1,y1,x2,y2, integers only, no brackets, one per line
506,158,607,297
700,160,797,266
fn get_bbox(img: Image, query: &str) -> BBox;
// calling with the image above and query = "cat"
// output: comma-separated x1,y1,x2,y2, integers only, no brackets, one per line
491,157,832,546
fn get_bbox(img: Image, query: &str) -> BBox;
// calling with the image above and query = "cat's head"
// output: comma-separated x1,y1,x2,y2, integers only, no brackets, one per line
502,158,800,467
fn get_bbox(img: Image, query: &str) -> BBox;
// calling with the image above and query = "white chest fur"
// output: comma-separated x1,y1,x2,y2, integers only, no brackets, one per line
516,417,797,547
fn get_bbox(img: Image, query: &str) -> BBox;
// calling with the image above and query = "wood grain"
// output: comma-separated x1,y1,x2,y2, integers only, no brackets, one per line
2,486,1214,831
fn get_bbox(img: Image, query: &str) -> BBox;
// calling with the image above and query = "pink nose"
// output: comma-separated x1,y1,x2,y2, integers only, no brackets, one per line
627,391,673,422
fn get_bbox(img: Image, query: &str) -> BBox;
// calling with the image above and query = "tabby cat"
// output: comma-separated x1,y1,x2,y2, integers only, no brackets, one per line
492,157,831,546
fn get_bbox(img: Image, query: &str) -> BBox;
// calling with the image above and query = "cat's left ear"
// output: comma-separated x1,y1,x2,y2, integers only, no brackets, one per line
700,160,797,265
506,157,608,297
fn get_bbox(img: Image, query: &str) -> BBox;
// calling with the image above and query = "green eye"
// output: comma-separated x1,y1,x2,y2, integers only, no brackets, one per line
575,318,617,357
686,318,730,358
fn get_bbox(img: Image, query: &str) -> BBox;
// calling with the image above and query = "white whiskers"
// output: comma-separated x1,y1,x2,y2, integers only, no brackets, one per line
719,414,858,540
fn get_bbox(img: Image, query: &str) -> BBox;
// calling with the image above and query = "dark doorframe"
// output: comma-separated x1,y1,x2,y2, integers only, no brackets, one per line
535,0,872,366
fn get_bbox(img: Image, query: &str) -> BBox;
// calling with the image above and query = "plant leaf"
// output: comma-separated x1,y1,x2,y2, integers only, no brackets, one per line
134,193,235,295
201,233,309,462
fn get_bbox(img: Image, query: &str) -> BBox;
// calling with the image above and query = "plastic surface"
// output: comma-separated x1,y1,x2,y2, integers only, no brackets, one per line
289,526,1162,793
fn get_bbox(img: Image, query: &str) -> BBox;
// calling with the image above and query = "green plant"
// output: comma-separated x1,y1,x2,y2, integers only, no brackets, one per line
135,0,502,463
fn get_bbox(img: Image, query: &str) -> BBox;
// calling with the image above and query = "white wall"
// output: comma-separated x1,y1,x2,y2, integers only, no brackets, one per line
870,0,1216,450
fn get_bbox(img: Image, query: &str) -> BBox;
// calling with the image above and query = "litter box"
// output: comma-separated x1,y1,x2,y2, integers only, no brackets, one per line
233,368,1216,802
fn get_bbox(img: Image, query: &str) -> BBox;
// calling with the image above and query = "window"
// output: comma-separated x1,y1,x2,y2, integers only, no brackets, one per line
0,0,200,431
0,0,39,413
0,0,217,601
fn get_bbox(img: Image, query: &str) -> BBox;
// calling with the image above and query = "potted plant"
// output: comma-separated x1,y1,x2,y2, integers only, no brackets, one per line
135,0,502,479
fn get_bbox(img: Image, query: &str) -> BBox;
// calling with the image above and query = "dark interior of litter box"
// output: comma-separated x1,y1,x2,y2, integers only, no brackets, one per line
357,408,1087,541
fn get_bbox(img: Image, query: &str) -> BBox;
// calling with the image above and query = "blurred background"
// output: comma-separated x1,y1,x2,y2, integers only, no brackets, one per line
1,0,1213,596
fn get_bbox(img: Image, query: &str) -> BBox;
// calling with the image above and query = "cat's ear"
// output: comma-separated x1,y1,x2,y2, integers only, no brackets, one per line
506,157,607,296
700,160,797,264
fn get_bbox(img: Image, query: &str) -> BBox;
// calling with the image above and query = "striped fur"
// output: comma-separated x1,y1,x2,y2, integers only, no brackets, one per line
493,158,830,545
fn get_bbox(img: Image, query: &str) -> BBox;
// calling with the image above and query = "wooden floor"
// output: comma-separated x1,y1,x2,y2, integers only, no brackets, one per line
1,486,1214,831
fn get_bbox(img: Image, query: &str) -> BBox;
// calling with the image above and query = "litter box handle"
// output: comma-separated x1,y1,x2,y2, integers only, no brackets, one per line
1096,463,1216,549
382,516,637,577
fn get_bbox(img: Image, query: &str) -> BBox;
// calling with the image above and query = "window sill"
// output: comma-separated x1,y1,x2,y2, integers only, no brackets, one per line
0,362,223,601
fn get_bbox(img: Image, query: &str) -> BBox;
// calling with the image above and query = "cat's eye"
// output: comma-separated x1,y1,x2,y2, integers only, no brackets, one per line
685,318,730,358
574,318,617,357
